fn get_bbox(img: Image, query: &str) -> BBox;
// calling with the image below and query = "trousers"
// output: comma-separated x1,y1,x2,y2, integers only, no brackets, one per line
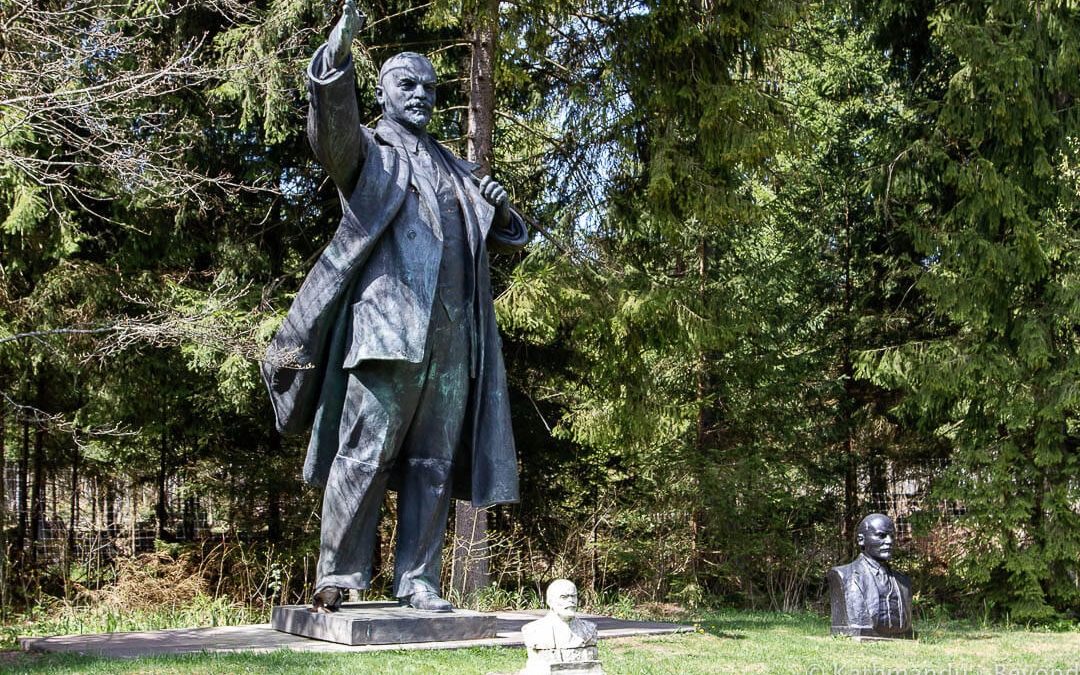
314,165,473,600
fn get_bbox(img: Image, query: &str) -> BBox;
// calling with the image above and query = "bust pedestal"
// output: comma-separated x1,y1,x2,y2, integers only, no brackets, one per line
519,615,603,675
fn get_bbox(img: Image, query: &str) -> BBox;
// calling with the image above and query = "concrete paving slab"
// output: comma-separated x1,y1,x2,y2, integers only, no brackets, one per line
19,611,693,659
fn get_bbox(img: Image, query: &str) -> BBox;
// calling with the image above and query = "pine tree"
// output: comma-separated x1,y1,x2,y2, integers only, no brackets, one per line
855,0,1080,619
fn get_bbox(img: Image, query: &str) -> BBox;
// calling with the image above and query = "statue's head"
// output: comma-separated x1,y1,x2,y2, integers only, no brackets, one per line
376,52,436,133
857,513,896,563
546,579,579,622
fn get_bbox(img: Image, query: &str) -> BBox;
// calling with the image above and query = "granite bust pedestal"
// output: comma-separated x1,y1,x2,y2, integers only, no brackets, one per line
261,0,527,615
828,514,914,639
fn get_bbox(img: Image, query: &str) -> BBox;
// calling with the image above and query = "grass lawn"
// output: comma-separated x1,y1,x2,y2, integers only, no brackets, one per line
1,610,1078,674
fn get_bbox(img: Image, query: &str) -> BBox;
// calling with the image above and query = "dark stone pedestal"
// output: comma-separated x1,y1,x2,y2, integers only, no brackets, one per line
831,625,916,640
271,601,497,646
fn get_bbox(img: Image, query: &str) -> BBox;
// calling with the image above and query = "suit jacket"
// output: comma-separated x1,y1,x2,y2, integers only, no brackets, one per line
261,46,528,507
828,553,913,637
521,613,598,650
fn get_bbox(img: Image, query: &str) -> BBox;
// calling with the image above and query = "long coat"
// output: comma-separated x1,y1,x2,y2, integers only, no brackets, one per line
261,47,527,507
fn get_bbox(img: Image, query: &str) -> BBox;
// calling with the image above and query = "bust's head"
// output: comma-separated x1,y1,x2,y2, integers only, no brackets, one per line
857,513,896,563
376,52,437,133
546,579,579,622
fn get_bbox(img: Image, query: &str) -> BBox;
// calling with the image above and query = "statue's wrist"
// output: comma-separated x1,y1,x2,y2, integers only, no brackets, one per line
495,202,512,227
324,43,350,72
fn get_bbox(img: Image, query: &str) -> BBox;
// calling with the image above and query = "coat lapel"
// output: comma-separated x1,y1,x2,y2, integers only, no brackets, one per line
433,143,495,243
375,120,443,241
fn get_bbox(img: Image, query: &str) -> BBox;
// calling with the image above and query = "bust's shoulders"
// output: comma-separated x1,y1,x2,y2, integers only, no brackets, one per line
522,614,553,633
828,560,856,579
521,613,559,649
569,617,598,644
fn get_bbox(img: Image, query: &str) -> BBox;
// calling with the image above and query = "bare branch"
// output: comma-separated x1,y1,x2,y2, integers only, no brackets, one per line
0,0,281,209
0,326,121,346
0,281,310,369
0,390,135,444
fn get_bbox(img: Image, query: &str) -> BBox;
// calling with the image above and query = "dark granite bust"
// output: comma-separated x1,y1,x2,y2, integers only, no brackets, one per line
828,514,914,639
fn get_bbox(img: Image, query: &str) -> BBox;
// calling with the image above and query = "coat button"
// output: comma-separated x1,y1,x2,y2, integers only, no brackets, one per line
407,230,417,240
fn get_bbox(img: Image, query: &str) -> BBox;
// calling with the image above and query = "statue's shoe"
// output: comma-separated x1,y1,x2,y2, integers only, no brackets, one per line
403,591,452,612
312,586,344,613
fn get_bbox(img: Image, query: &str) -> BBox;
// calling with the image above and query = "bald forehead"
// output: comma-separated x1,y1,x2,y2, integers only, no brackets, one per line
380,55,436,83
547,580,577,600
859,514,894,534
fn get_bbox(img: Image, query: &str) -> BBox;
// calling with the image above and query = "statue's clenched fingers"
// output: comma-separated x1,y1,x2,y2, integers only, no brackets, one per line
343,0,366,34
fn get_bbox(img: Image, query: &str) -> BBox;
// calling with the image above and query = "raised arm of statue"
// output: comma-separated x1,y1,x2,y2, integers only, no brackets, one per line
306,0,368,195
327,0,363,70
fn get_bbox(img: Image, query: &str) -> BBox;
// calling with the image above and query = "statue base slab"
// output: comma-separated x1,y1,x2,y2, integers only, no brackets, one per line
832,626,916,640
522,661,604,674
489,662,604,675
271,601,496,646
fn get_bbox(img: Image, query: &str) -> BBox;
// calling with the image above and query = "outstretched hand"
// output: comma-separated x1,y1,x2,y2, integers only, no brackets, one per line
328,0,366,68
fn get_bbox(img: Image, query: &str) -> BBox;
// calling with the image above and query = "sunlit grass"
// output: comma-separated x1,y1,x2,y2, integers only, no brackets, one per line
1,595,265,649
3,607,1078,675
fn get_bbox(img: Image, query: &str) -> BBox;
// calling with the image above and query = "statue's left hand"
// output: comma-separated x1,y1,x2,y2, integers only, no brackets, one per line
478,175,508,207
478,175,511,225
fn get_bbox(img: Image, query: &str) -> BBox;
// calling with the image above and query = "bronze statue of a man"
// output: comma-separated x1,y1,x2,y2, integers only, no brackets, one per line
828,514,914,638
262,0,527,612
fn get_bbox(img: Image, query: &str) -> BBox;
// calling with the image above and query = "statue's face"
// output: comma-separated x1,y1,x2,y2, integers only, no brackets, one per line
376,56,437,133
857,515,896,562
546,580,578,621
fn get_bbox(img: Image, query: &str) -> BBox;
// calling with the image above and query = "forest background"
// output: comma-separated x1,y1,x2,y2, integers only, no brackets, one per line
0,0,1077,630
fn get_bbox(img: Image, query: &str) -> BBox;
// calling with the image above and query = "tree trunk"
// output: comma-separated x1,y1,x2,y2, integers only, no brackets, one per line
452,0,499,598
67,447,79,575
466,0,498,173
0,412,6,545
690,236,714,584
15,419,28,559
267,431,283,543
28,427,45,565
130,480,137,555
97,482,106,535
156,417,170,541
841,185,859,555
90,475,97,531
106,481,117,532
182,494,195,540
867,454,888,514
843,434,858,554
267,489,282,543
0,411,7,615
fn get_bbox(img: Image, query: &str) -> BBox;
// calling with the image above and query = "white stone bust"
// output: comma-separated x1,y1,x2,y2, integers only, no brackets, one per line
519,580,602,674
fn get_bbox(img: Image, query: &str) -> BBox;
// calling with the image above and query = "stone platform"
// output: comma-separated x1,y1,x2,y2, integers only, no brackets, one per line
271,601,496,645
19,610,692,659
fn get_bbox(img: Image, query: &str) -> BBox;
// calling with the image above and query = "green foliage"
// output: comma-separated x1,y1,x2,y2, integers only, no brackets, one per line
851,0,1080,620
2,0,1079,625
211,0,324,144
